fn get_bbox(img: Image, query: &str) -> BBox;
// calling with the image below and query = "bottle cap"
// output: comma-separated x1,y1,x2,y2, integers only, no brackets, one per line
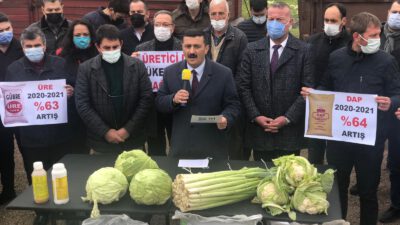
53,163,65,170
33,161,43,170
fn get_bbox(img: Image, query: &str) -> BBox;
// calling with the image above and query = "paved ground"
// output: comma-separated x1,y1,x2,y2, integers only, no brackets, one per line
0,147,398,225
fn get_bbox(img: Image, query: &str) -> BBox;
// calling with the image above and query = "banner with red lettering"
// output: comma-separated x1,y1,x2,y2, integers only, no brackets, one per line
0,79,68,127
139,51,185,92
305,90,377,146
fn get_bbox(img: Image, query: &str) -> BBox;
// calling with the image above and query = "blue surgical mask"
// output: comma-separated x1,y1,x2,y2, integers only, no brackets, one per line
24,47,45,63
267,20,286,40
388,13,400,30
73,36,91,49
0,31,13,45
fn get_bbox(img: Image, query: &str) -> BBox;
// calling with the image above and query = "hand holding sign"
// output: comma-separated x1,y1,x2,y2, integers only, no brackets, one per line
305,90,378,146
65,85,74,98
375,96,391,111
0,80,68,127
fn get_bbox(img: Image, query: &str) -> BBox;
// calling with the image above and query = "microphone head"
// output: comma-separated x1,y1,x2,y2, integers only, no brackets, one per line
182,69,191,81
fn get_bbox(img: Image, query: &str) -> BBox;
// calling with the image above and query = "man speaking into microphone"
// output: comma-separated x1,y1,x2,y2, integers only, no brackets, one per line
156,29,240,159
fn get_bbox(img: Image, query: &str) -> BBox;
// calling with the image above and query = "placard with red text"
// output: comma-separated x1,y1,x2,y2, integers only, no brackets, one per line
139,51,185,92
0,79,68,127
305,90,377,146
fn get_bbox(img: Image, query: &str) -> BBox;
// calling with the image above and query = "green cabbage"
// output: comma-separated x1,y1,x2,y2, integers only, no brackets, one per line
81,167,128,218
129,168,172,205
291,180,330,216
114,150,159,181
273,155,317,188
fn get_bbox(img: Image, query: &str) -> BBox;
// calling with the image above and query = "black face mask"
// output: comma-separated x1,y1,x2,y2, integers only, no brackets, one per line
130,14,145,28
46,13,64,24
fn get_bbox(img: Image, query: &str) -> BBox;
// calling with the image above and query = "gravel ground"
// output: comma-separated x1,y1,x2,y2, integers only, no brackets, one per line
0,146,398,225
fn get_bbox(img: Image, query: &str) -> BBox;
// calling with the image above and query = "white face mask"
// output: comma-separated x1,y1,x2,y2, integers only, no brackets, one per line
154,27,172,42
211,19,226,32
324,23,341,37
186,0,200,10
252,15,266,25
359,35,381,54
102,48,121,63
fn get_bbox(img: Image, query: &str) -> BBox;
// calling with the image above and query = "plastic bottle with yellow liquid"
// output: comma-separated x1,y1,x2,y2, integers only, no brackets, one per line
32,161,49,204
51,163,69,204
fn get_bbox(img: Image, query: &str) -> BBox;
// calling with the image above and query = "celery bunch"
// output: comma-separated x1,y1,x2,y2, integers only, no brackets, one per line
172,167,268,212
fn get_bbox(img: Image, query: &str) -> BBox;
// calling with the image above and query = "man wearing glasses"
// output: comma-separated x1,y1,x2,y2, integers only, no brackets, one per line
134,10,182,156
75,24,153,154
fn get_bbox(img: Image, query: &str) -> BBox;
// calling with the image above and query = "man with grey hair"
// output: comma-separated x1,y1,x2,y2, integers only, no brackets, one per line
302,12,400,225
238,2,314,162
5,26,74,185
204,0,248,160
28,0,71,55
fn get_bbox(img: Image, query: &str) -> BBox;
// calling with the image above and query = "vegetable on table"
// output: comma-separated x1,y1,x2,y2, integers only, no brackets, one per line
114,149,159,182
129,168,172,205
172,167,268,212
81,167,128,218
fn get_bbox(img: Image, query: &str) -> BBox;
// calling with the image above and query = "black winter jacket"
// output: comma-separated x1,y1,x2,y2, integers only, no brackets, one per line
320,43,400,142
75,54,153,153
28,17,71,55
82,7,128,32
236,18,266,43
121,24,155,55
204,25,248,77
308,28,351,86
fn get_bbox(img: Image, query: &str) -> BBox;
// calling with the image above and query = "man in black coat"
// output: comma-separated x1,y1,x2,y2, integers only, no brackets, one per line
237,0,267,43
75,25,153,153
302,12,400,225
237,2,314,162
0,13,24,204
27,0,71,55
5,27,74,185
204,0,248,160
306,3,350,165
155,29,240,159
378,0,400,222
135,10,182,156
120,0,155,56
82,0,130,31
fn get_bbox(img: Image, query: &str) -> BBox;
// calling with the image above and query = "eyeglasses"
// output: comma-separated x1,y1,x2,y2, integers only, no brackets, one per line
154,23,173,28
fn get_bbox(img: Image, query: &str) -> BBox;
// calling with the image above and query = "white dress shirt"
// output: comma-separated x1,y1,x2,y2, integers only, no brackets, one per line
269,36,289,62
187,59,206,86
